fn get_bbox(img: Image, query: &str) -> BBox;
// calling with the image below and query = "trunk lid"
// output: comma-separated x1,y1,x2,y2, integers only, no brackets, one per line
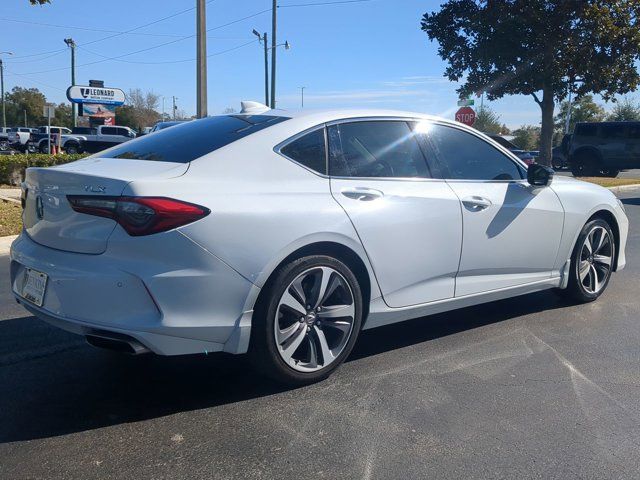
23,157,188,254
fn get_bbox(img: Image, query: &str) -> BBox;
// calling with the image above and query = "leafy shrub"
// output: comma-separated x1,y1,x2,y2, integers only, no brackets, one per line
0,153,88,185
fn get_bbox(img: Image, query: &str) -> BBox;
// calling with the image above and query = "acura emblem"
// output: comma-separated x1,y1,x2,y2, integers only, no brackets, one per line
35,196,44,220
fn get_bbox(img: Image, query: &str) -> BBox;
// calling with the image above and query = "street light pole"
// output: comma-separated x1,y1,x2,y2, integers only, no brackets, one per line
252,30,269,106
270,0,277,109
0,52,13,129
299,86,305,108
64,38,76,127
196,0,208,118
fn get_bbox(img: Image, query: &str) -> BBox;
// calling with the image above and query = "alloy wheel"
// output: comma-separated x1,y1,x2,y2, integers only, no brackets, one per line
274,266,355,373
578,226,613,294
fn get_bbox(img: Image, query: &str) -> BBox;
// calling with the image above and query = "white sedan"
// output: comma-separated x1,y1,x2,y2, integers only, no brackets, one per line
10,103,628,384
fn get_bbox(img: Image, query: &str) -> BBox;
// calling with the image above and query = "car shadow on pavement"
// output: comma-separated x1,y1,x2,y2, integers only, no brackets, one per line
621,197,640,206
0,290,572,444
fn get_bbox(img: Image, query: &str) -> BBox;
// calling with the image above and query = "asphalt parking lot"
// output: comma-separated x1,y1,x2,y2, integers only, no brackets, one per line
1,188,639,480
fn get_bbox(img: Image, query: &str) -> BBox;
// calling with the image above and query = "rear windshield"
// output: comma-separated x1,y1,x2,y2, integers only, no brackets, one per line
95,115,289,163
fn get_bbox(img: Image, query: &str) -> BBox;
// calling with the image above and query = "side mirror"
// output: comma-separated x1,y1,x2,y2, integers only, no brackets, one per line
527,164,554,187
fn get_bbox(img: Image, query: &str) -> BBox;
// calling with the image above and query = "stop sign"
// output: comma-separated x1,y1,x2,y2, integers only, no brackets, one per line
455,106,476,126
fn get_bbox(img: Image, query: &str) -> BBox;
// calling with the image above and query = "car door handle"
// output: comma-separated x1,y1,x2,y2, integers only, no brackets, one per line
341,187,384,201
462,196,492,210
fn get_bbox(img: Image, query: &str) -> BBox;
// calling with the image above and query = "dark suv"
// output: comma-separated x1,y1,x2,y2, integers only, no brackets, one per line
568,121,640,177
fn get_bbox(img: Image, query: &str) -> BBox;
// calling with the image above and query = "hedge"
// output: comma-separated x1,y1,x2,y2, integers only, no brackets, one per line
0,153,89,185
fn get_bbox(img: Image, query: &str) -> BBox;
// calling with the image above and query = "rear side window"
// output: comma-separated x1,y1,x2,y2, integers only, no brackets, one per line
328,121,430,178
96,115,289,163
575,124,598,137
600,124,626,139
102,127,118,135
280,128,326,174
425,124,524,181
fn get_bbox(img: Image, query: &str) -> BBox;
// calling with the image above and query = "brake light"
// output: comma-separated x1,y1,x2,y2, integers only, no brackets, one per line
67,196,210,236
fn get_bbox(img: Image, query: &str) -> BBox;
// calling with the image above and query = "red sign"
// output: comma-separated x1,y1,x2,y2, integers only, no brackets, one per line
455,106,476,126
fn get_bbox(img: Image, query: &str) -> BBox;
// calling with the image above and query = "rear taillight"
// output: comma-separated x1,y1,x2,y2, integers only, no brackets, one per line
67,196,210,236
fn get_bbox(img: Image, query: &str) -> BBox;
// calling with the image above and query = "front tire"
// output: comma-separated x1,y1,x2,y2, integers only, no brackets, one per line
561,218,615,303
250,255,363,385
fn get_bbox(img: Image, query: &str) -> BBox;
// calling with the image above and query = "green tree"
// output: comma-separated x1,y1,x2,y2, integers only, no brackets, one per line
472,106,502,134
53,103,72,129
555,94,606,133
422,1,640,166
512,125,541,151
607,97,640,121
4,86,46,127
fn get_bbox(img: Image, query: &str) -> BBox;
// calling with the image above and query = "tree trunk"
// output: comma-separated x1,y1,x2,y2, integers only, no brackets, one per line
538,87,555,167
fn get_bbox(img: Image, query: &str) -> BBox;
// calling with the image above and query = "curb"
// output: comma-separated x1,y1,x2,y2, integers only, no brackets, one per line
608,184,640,193
0,235,17,256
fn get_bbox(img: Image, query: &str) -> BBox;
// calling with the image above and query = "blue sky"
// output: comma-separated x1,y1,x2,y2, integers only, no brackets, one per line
0,0,589,128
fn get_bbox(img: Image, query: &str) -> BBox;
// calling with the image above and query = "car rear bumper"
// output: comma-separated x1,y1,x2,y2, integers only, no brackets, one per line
10,230,260,355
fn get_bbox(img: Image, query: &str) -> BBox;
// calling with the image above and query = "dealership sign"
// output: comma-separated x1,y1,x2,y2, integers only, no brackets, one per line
66,85,125,105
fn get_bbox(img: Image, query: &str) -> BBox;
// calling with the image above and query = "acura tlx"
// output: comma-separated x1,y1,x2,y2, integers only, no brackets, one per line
10,102,628,384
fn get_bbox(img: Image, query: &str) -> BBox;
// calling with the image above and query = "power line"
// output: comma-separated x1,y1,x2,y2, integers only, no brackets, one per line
77,39,258,66
0,17,189,38
4,0,216,61
15,9,271,75
279,0,373,7
4,68,66,92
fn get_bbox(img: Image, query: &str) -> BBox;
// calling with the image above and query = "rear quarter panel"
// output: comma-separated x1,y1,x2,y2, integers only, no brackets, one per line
122,125,382,299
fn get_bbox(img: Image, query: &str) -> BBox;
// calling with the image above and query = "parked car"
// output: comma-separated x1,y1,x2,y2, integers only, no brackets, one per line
485,134,535,164
0,127,11,151
63,125,136,154
8,127,39,153
149,121,186,133
28,126,73,153
11,106,628,385
568,121,640,177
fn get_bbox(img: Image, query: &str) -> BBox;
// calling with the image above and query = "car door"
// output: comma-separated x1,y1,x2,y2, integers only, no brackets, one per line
418,122,564,297
328,119,462,308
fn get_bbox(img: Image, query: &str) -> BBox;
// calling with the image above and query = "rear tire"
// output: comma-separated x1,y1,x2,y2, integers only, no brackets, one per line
39,143,49,154
65,143,79,155
250,255,363,385
559,218,615,303
571,151,600,177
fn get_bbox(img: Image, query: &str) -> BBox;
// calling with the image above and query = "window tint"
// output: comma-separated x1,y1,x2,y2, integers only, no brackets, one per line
425,124,523,181
97,115,289,163
600,124,626,139
328,121,430,178
101,127,118,135
115,128,129,137
628,124,640,139
280,128,326,174
575,123,597,137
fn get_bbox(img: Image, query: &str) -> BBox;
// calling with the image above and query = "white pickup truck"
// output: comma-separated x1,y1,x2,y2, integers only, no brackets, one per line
62,125,137,154
7,127,39,153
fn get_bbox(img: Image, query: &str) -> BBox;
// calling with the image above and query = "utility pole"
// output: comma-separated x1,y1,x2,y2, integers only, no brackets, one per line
162,96,165,120
196,0,208,118
299,86,305,108
0,60,5,129
64,38,76,127
270,0,277,109
564,83,573,135
1,52,12,129
252,30,269,106
172,96,178,120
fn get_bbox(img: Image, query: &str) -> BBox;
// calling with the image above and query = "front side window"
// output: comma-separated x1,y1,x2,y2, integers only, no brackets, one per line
102,127,117,135
425,124,524,181
280,128,326,174
328,121,430,178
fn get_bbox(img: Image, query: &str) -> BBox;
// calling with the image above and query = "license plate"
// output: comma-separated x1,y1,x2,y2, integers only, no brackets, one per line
20,268,48,307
